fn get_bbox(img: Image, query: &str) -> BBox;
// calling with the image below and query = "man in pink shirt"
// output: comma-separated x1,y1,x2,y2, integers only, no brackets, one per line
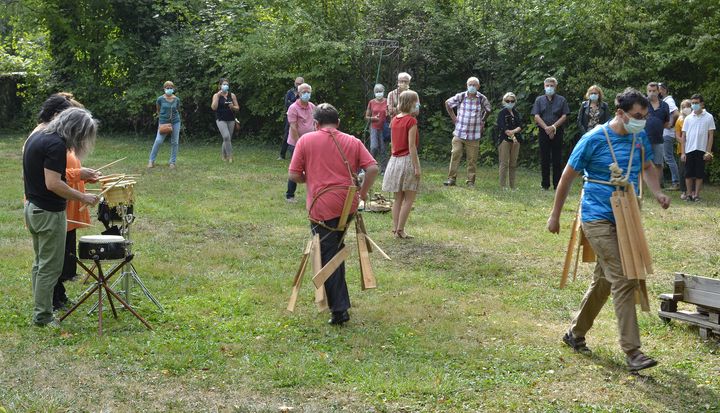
289,103,379,325
285,83,316,203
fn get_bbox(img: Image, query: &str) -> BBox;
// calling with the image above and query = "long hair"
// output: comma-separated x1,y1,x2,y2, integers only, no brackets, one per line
43,107,98,160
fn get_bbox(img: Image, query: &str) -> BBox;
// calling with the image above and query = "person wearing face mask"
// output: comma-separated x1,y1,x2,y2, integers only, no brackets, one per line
386,72,416,119
211,78,240,163
674,99,692,199
365,84,387,164
285,83,315,203
577,85,609,137
548,88,670,373
148,81,182,169
443,77,492,187
680,94,715,202
644,82,671,188
279,76,304,160
288,103,378,325
495,92,524,190
658,83,681,190
531,77,570,190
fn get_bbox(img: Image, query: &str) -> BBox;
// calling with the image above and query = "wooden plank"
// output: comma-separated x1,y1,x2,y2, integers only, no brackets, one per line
658,310,720,332
286,239,313,312
683,289,720,311
680,274,720,295
580,228,595,262
619,194,646,279
337,186,357,231
357,232,377,290
364,234,391,261
312,245,351,289
311,234,329,312
355,215,373,252
611,193,635,279
560,212,580,289
626,184,653,273
638,280,650,312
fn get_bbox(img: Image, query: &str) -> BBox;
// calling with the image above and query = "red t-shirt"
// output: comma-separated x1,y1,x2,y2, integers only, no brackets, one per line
390,115,419,157
366,99,387,130
289,128,377,221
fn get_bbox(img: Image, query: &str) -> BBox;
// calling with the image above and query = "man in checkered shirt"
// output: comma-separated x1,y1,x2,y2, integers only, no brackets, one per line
444,77,492,186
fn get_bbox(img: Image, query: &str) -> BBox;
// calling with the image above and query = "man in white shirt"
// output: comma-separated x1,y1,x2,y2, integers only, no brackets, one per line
681,94,715,202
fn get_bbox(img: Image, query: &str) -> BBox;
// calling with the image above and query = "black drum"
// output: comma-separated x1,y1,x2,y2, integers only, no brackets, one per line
78,235,127,260
98,201,134,222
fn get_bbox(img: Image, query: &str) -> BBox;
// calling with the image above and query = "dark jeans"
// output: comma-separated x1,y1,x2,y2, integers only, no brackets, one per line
279,120,290,159
311,217,351,313
286,144,296,198
54,228,77,306
539,128,564,189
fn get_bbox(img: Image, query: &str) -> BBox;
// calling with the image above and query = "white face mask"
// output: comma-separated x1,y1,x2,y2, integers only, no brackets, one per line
622,111,646,134
375,92,384,99
682,107,692,116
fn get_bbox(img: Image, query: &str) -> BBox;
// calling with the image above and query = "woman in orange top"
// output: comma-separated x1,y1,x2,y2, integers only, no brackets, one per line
56,150,100,310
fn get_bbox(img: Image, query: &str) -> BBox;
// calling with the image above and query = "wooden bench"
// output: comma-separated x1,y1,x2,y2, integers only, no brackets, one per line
659,272,720,339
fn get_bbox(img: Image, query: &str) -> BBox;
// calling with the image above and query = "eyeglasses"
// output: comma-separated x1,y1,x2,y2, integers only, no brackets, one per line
626,111,649,120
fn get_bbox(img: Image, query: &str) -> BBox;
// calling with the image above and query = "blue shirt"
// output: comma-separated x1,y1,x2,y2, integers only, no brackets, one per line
568,122,653,223
156,95,181,124
644,100,669,144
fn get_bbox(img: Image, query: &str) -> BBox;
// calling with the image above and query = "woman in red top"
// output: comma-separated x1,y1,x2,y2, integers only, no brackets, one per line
381,90,421,238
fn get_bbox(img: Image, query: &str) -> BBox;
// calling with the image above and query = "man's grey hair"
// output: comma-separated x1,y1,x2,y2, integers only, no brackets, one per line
397,72,412,81
298,83,312,92
544,77,558,85
374,84,385,93
467,77,480,86
44,107,98,160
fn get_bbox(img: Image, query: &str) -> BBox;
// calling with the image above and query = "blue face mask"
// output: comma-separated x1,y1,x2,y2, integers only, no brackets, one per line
623,111,646,134
375,92,384,99
691,103,701,112
504,102,515,109
413,102,421,113
165,88,174,95
467,85,477,94
589,93,599,102
300,92,311,102
545,86,555,96
221,84,229,92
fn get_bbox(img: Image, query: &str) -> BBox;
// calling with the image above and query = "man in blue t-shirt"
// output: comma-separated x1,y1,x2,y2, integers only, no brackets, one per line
547,88,670,372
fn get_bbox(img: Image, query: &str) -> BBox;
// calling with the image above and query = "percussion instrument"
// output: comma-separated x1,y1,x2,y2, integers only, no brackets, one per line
98,200,134,223
78,235,127,260
102,179,135,206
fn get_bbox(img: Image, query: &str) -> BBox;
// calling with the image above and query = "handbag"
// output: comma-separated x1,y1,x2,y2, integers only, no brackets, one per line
158,99,176,135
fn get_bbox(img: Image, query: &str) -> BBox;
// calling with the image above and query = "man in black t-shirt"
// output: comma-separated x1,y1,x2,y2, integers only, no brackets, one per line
23,107,98,328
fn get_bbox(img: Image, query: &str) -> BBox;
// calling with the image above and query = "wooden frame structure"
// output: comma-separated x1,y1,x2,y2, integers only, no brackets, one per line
659,273,720,339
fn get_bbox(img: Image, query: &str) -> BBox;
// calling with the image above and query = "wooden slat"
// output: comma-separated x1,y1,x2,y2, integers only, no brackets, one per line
560,213,580,289
337,187,357,231
611,193,635,279
312,245,351,289
286,239,313,312
357,232,377,290
683,289,720,311
355,215,373,252
658,310,720,332
679,273,720,295
580,229,596,262
364,234,391,261
311,234,329,312
626,184,653,273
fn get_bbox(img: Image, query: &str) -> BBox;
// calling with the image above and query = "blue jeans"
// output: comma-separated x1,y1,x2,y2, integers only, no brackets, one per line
286,144,296,199
663,134,679,185
369,128,385,164
149,122,180,164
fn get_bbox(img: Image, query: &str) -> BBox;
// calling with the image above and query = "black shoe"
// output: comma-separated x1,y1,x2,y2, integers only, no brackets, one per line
328,310,350,325
626,352,658,372
563,330,592,355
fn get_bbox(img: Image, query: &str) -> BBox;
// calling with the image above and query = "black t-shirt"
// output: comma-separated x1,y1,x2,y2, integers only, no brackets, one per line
215,93,235,121
23,131,68,212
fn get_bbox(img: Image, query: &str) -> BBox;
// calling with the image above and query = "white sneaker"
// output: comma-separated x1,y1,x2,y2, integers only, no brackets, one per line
286,197,297,203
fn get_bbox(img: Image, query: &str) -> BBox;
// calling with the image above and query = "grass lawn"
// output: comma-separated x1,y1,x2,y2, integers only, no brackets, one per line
0,132,718,413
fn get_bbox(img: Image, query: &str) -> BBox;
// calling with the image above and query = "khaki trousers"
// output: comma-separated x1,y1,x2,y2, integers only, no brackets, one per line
498,140,520,188
571,220,642,354
448,136,480,183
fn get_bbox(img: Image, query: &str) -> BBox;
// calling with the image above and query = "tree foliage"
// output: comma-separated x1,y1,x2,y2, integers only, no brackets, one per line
2,0,720,171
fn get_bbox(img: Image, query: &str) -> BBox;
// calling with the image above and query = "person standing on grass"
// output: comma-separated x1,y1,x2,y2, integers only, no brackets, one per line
279,76,304,160
531,77,570,190
211,78,239,163
547,88,670,373
495,92,523,190
285,83,315,203
382,90,421,239
289,103,378,325
23,107,100,328
148,81,181,169
644,82,671,188
443,76,491,187
680,94,715,202
675,99,692,199
365,83,387,165
577,85,610,137
659,83,681,190
386,72,414,119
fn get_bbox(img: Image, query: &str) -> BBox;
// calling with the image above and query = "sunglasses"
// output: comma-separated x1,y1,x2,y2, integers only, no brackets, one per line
505,100,516,103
